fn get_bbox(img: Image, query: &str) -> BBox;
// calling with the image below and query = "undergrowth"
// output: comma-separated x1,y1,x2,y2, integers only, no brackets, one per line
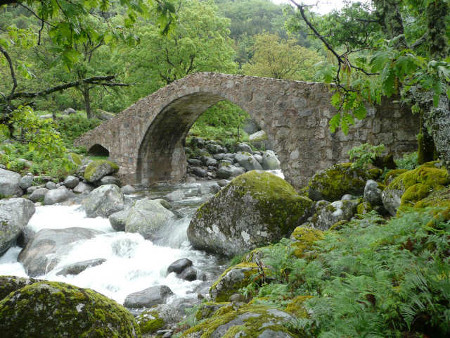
241,209,449,337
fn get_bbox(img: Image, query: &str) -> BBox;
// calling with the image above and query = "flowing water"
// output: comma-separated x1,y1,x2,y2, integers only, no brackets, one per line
0,170,284,306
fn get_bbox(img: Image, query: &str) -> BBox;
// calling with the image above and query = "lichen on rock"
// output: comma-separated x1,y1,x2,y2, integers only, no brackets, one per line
83,159,119,183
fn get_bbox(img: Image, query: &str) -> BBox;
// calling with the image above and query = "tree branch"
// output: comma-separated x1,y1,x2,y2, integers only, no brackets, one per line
0,45,18,98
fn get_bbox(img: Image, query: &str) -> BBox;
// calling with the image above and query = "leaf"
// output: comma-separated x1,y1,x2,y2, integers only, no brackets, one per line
329,113,341,133
381,66,396,97
370,50,390,73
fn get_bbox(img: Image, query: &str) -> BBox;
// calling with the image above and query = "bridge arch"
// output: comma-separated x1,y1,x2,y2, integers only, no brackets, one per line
75,73,419,190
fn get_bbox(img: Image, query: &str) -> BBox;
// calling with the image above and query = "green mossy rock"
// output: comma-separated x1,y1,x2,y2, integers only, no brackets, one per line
68,153,83,166
0,276,37,301
181,303,295,337
187,171,313,257
136,309,165,335
383,169,408,186
289,226,324,258
84,160,119,183
0,279,140,337
382,163,449,215
308,163,370,201
415,186,450,220
357,201,373,215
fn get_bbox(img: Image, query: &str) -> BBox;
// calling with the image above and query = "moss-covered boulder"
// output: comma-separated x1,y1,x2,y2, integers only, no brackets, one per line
181,303,295,337
414,186,450,220
210,262,262,302
289,226,324,258
0,276,37,301
382,163,449,215
187,171,313,257
0,279,140,337
307,163,370,201
136,309,165,335
84,160,119,183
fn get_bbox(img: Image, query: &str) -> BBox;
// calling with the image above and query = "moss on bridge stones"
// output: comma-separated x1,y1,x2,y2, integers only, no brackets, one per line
0,279,140,337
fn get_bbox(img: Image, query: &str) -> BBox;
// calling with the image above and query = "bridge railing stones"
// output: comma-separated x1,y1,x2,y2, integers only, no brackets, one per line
75,72,419,190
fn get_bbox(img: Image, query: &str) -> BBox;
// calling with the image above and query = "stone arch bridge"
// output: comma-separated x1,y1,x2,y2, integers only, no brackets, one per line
75,72,418,190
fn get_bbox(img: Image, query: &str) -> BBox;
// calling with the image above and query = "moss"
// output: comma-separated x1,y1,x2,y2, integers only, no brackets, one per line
383,169,408,185
181,303,295,337
357,201,373,215
68,153,82,166
308,163,370,201
136,310,164,334
0,276,37,301
289,226,324,258
414,186,450,221
285,295,313,317
328,220,349,231
194,302,232,321
84,160,119,182
368,168,383,179
0,280,140,337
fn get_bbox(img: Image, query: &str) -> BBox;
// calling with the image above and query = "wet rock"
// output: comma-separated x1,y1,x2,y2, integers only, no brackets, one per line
188,171,313,256
28,188,49,203
109,209,130,232
178,267,197,281
0,279,140,337
0,169,23,197
56,258,107,276
125,198,175,241
82,184,124,218
18,227,101,276
63,175,79,189
43,186,73,205
0,198,35,255
167,258,193,274
124,285,174,309
262,150,281,170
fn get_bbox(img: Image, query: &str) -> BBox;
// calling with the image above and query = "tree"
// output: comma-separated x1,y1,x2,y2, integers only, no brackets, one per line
288,0,450,163
242,32,323,80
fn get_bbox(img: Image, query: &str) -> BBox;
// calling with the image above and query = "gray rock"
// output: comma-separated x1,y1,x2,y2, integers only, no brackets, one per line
28,188,49,203
190,137,205,148
341,194,354,201
364,179,383,206
187,159,202,166
73,182,94,194
235,152,263,171
217,179,230,187
165,189,185,202
0,198,35,255
167,258,193,274
124,285,174,308
236,143,253,154
216,164,245,179
26,186,39,195
311,199,357,230
63,107,76,115
84,160,119,183
203,157,218,167
121,185,136,194
16,226,36,248
18,227,100,276
0,169,23,197
191,167,208,178
199,182,221,195
63,175,79,189
261,150,281,170
109,209,131,231
254,154,263,164
56,258,106,276
45,181,57,190
99,175,121,186
82,184,124,218
19,174,34,190
243,118,260,135
382,188,403,216
43,186,72,205
125,198,175,240
206,143,225,154
178,267,197,281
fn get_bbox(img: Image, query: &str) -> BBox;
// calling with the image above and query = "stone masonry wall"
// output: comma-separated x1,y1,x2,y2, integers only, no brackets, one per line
75,72,419,190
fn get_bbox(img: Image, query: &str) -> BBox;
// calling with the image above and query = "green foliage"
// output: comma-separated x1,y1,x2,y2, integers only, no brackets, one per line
55,113,101,146
242,209,449,337
396,152,419,170
348,143,386,169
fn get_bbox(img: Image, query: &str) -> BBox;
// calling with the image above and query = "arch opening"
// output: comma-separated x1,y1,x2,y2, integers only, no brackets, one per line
88,144,110,157
136,92,276,186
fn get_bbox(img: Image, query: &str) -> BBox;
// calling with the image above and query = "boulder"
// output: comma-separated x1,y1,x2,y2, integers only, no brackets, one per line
308,163,370,201
249,130,272,150
382,163,449,215
206,143,225,154
311,200,357,231
0,276,37,300
0,198,35,255
18,227,100,277
63,107,76,115
236,143,253,154
261,150,281,170
100,175,121,186
0,279,140,337
364,180,383,206
216,164,245,179
45,181,57,190
187,158,202,166
235,152,263,171
19,174,34,190
0,169,22,197
82,184,124,218
109,209,130,232
63,175,79,189
43,186,72,205
124,285,174,309
56,258,106,276
28,188,49,203
83,160,119,183
191,167,208,178
121,185,136,194
188,171,313,256
178,267,197,281
167,258,193,275
125,198,175,241
73,181,94,194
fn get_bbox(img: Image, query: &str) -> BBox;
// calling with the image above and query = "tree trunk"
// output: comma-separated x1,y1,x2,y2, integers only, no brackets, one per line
426,95,450,165
82,84,92,119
